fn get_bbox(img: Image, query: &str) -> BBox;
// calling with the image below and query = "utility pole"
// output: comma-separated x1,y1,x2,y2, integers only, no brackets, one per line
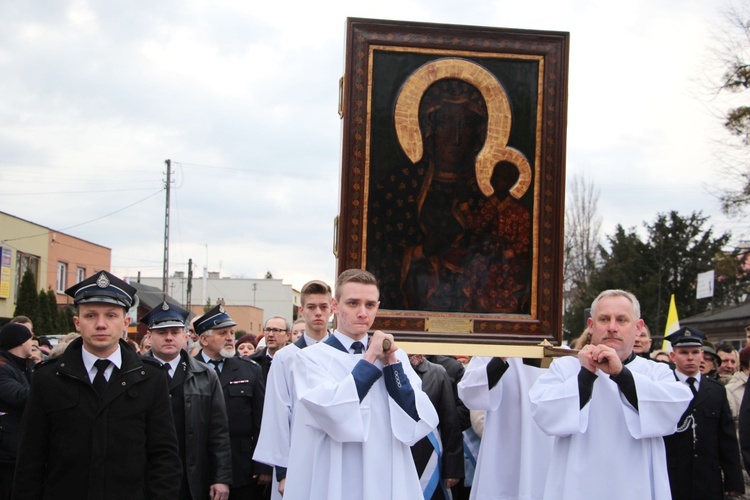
186,258,193,313
162,159,173,294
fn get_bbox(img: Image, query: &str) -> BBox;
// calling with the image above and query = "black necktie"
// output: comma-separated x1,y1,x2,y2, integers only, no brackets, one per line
351,341,365,354
163,362,172,378
208,359,222,374
93,359,110,395
686,377,698,397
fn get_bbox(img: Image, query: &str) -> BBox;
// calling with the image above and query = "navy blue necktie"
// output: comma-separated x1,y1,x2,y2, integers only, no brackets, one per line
351,341,365,354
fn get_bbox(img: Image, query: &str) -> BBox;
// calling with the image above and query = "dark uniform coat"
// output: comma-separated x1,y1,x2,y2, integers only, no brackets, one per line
149,350,233,499
196,352,266,489
13,338,181,500
665,372,744,499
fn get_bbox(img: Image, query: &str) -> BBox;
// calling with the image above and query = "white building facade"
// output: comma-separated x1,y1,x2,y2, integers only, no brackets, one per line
134,273,300,325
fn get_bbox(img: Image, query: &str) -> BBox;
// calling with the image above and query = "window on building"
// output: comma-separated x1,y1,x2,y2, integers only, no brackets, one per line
57,262,68,293
76,267,86,284
15,252,40,298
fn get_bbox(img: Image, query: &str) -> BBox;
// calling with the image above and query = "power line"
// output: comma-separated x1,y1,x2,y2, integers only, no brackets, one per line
1,189,164,243
0,158,159,175
0,187,158,196
174,161,327,180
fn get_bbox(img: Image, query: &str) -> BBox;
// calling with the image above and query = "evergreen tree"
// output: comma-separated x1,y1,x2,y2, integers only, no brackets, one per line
60,307,76,333
564,225,648,336
563,211,745,340
35,288,55,336
14,268,39,325
44,289,63,334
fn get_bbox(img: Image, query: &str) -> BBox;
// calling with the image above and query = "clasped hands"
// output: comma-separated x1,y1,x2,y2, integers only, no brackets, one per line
578,344,623,376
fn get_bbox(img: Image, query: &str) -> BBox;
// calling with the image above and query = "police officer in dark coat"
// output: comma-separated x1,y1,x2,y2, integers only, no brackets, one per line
664,327,744,499
142,301,232,500
194,305,269,498
12,271,181,500
0,323,32,499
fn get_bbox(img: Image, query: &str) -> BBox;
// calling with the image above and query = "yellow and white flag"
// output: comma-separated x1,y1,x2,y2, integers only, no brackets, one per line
662,294,680,352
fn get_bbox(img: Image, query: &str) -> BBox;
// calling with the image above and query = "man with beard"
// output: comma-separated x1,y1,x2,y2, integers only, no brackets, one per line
194,305,269,498
530,289,693,500
142,301,232,500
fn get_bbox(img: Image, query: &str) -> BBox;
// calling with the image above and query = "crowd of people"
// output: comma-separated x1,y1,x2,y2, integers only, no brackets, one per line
2,271,750,499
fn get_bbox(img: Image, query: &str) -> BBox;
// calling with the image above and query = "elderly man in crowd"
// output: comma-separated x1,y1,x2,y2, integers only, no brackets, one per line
142,301,232,500
194,305,269,498
529,289,692,499
717,343,740,382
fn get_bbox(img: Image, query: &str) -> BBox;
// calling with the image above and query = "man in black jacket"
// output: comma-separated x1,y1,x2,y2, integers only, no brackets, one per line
142,301,232,500
665,327,744,499
194,305,268,499
13,271,182,500
0,322,32,499
250,317,291,382
408,354,464,499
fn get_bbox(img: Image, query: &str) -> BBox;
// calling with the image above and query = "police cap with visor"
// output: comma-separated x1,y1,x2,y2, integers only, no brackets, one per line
65,271,136,309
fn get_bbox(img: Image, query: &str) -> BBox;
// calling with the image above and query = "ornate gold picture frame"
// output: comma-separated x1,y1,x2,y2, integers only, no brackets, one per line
337,18,568,350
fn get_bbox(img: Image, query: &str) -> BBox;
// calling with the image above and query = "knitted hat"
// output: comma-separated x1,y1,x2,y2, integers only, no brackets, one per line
0,323,33,350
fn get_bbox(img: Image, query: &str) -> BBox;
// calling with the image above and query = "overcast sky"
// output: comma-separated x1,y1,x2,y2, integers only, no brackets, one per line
0,0,742,292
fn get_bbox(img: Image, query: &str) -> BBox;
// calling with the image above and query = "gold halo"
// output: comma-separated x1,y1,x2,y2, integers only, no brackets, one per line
394,57,531,198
